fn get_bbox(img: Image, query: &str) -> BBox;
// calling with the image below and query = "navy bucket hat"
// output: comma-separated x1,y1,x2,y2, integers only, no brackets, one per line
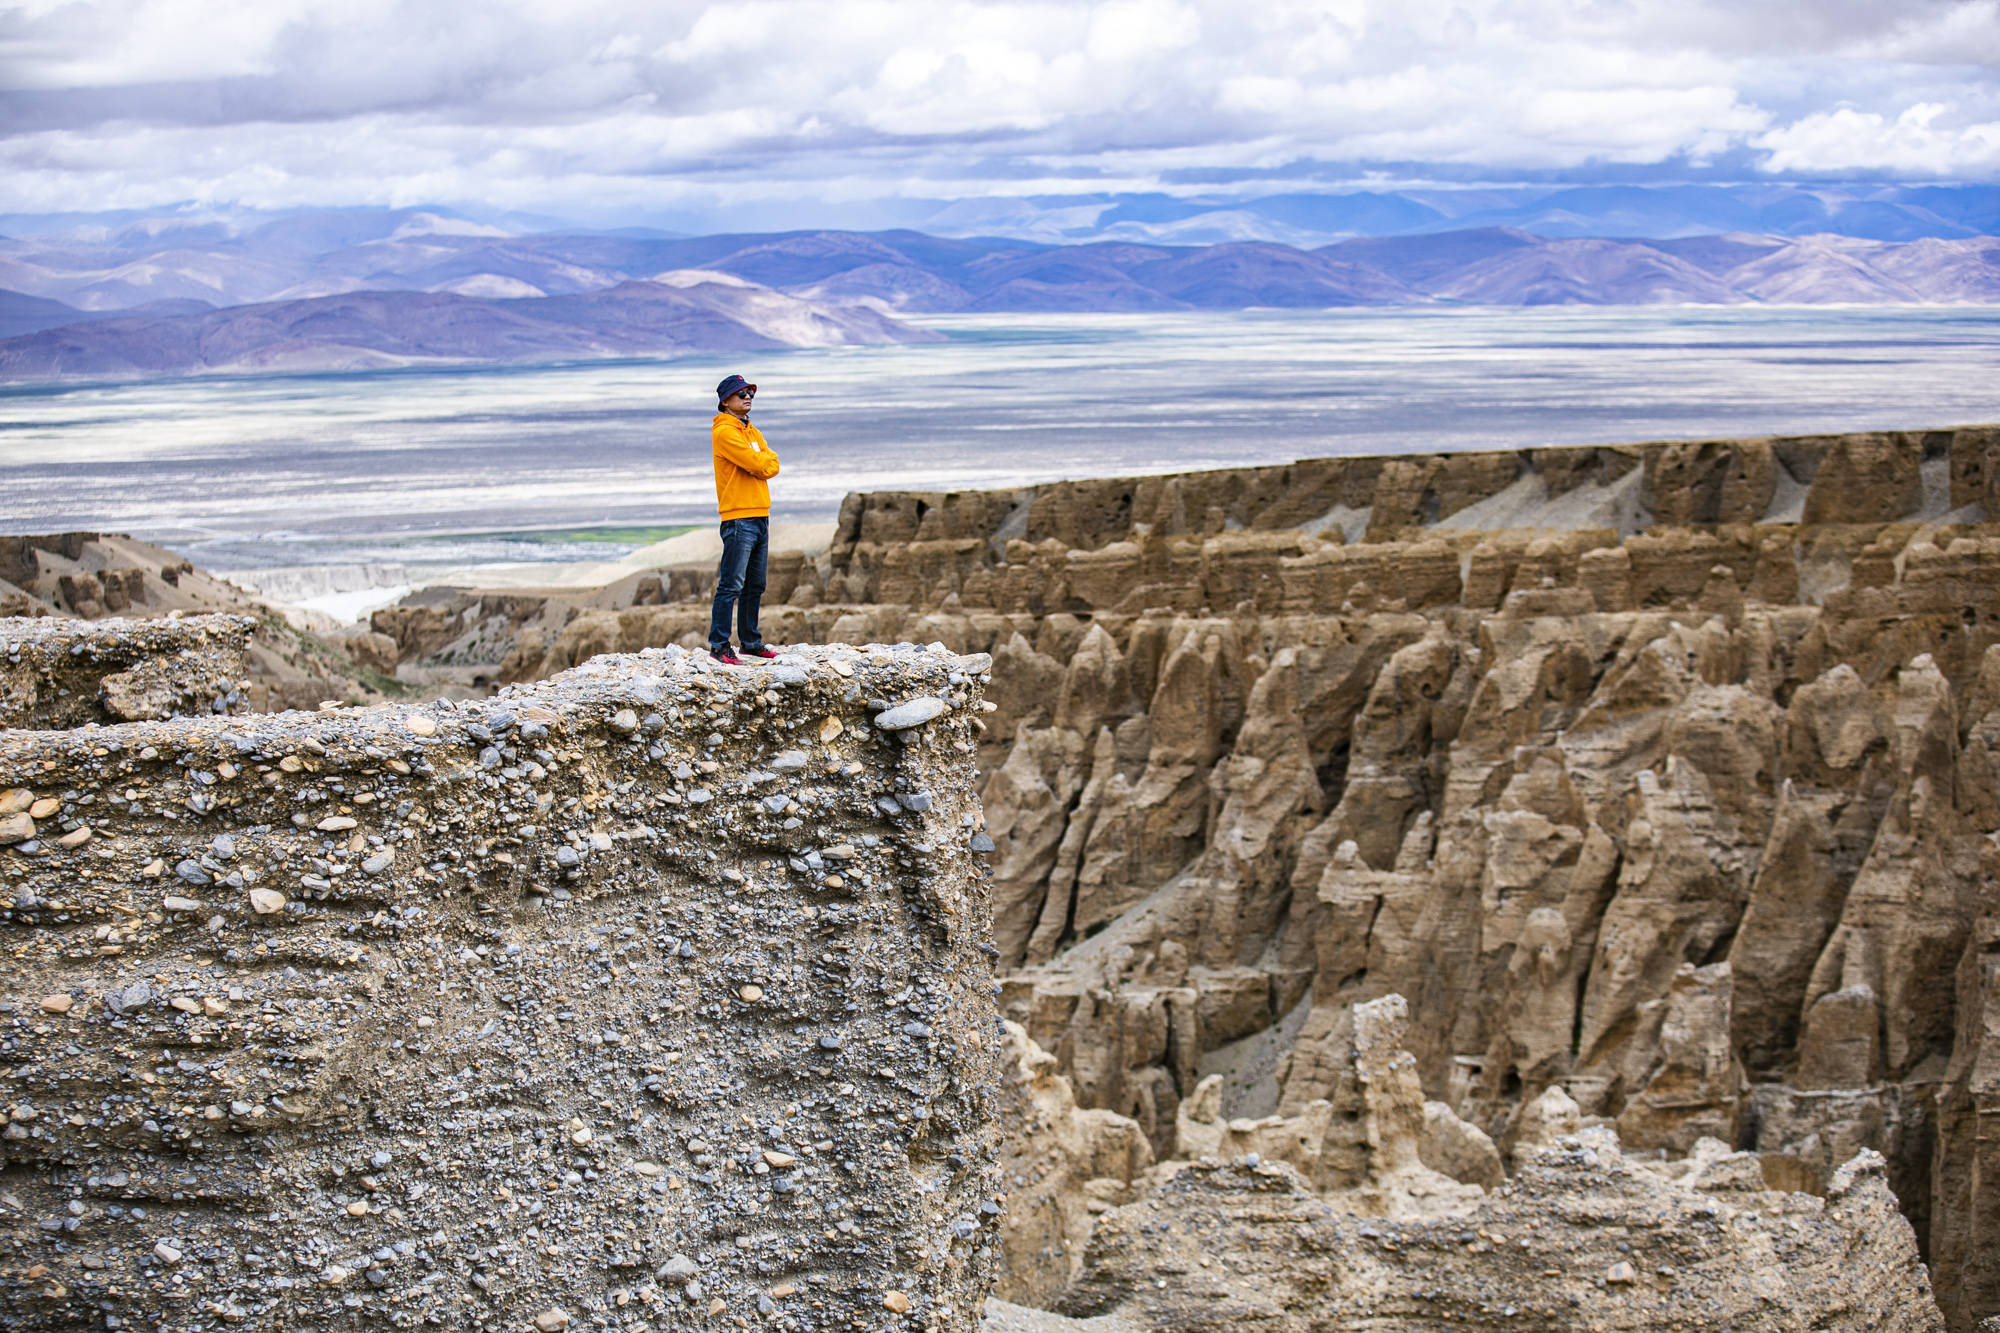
716,374,757,404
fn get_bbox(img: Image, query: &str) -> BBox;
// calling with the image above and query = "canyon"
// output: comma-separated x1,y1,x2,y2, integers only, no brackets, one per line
9,421,2000,1327
357,422,2000,1327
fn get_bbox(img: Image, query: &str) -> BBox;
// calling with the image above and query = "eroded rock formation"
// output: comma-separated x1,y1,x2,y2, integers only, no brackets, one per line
990,994,1940,1332
0,640,1004,1330
1060,1138,1937,1332
0,615,255,729
353,424,2000,1327
2,533,397,711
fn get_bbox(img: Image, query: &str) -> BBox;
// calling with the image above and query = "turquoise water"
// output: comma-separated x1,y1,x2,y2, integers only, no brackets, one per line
1,306,1996,572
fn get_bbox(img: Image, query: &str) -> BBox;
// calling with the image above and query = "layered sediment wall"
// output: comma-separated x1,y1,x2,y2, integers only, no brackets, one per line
0,616,255,730
0,641,1004,1331
2,533,399,711
362,424,2000,1328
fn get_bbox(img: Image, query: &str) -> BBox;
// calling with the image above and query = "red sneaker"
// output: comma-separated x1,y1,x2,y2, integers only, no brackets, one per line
743,645,780,660
711,647,745,666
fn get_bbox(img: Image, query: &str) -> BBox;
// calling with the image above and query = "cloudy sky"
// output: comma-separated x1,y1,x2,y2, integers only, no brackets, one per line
3,0,1998,227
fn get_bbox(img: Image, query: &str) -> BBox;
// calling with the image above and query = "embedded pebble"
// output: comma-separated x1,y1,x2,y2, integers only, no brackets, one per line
0,638,996,1333
874,697,945,730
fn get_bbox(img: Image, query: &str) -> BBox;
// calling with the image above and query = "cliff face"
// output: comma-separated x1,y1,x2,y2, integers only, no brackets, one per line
372,424,2000,1327
0,615,255,729
2,533,396,711
0,637,1003,1331
989,994,1940,1333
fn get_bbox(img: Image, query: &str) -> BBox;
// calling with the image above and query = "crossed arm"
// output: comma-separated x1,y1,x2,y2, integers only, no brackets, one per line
715,424,781,479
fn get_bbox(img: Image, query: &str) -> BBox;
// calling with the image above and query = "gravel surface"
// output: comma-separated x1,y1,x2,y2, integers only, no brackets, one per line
1,638,1003,1331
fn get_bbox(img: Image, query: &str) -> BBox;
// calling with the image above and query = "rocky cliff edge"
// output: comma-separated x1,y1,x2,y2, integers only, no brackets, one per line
0,640,1002,1331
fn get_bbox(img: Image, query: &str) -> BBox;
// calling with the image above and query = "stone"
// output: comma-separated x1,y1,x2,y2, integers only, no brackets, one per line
39,995,71,1015
0,614,256,728
0,642,1001,1330
1421,1101,1505,1189
19,428,2000,1329
316,815,357,831
820,716,844,742
0,812,32,845
1513,1086,1582,1158
55,826,90,848
610,708,639,734
883,1291,912,1313
161,896,203,913
27,797,59,819
404,715,437,736
875,697,946,730
0,788,31,815
534,1310,570,1331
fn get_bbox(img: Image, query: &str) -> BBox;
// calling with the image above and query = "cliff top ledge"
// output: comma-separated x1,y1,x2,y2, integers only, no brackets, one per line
2,641,1003,1332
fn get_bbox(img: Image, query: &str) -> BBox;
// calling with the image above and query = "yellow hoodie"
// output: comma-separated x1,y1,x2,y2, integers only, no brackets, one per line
711,411,781,520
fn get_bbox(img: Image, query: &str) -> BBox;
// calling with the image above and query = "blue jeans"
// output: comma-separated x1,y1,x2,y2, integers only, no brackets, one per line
709,517,768,652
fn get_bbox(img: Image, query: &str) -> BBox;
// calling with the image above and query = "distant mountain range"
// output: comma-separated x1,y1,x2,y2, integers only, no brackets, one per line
1047,182,2000,248
0,274,935,383
1,204,1996,383
12,182,1993,248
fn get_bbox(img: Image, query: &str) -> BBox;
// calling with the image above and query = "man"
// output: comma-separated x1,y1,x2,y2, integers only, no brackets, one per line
708,373,781,665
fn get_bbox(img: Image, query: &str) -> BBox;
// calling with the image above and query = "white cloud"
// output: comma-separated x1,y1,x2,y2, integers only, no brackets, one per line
1757,103,2000,174
0,0,1995,220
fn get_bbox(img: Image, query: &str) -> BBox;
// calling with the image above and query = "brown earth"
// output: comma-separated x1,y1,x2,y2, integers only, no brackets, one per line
1,634,1004,1331
355,424,2000,1328
993,996,1939,1332
1,531,401,711
14,424,1993,1328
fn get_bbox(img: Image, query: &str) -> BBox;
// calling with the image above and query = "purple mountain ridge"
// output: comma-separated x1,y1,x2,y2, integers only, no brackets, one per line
0,277,938,384
2,219,1997,383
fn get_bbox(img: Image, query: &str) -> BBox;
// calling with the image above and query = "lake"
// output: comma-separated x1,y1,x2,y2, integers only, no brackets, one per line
3,306,1997,579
